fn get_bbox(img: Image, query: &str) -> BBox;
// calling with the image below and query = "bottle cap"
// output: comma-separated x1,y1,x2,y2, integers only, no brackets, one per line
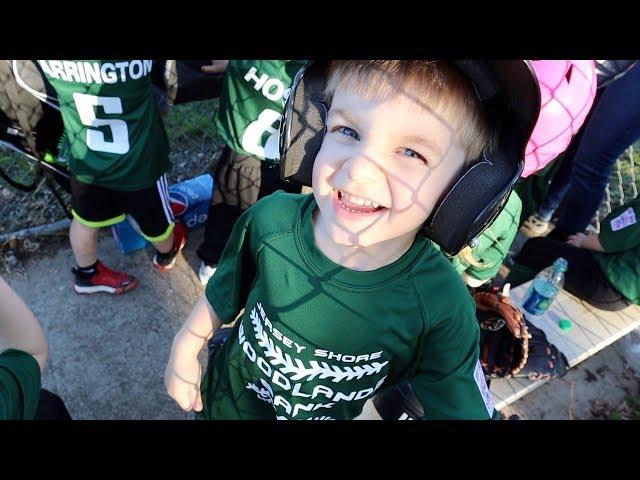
553,257,568,273
558,318,572,331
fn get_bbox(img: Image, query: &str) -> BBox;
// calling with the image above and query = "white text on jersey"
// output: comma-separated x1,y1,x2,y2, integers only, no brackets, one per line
38,60,153,84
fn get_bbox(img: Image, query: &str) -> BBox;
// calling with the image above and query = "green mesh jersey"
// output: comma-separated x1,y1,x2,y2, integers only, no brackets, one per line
39,60,170,190
214,60,306,161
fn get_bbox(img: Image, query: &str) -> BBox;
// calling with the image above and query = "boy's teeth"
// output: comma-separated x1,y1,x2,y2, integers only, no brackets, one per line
344,192,374,207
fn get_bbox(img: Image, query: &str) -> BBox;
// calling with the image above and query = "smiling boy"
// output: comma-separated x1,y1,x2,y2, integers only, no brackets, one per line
164,60,512,420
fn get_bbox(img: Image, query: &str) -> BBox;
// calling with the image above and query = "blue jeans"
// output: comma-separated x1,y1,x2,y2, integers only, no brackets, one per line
537,61,640,237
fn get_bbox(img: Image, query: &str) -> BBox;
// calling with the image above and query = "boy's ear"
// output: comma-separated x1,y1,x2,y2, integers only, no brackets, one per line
279,62,328,187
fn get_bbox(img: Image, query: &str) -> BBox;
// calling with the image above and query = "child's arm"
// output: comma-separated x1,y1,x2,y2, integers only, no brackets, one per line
582,200,640,254
410,284,494,420
566,232,605,252
165,202,258,412
0,276,48,373
165,296,222,412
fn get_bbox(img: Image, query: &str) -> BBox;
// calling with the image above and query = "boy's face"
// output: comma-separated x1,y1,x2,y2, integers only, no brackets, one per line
312,86,467,248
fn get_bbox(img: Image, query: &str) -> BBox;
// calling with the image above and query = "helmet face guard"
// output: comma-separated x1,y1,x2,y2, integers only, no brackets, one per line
279,60,540,255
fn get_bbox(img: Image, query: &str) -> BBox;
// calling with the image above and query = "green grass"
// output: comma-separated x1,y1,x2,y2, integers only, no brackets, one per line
165,99,221,147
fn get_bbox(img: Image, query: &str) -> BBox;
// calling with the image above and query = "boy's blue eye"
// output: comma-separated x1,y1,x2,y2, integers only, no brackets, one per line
338,126,359,140
402,148,427,163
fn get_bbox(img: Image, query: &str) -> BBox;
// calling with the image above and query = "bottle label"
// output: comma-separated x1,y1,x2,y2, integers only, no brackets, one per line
523,287,552,315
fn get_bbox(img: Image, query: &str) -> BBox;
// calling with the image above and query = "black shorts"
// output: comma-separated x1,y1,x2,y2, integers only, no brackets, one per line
70,174,175,241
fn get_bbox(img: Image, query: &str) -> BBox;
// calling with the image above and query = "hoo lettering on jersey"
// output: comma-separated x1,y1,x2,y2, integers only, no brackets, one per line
243,66,291,103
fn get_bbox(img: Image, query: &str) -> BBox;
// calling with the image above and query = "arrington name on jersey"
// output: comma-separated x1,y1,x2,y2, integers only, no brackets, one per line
38,60,153,84
37,59,170,190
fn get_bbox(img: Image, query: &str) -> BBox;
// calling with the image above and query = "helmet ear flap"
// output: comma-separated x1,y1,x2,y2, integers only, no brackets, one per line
421,134,523,256
279,62,328,187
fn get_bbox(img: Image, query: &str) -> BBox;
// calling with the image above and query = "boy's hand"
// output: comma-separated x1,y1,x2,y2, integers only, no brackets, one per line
201,60,229,74
566,233,588,248
567,232,605,252
165,337,204,412
165,295,220,412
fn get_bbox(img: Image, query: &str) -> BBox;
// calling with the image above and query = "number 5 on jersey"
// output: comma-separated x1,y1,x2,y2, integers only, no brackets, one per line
73,93,130,155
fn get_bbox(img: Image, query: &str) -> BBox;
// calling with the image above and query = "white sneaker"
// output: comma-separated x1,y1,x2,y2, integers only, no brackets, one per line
198,261,217,286
521,214,550,236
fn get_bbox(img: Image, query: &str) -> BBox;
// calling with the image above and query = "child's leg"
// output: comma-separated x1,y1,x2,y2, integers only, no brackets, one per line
152,232,175,254
196,147,262,275
69,217,100,268
120,174,186,271
522,158,574,236
150,222,187,272
197,147,302,270
553,63,640,238
536,157,574,222
69,178,137,294
69,178,124,267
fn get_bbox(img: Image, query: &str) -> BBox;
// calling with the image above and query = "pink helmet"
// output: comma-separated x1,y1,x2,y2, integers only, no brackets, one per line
522,60,597,178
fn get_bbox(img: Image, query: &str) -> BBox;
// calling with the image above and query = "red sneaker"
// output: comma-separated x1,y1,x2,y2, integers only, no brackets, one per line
73,261,138,295
153,221,187,272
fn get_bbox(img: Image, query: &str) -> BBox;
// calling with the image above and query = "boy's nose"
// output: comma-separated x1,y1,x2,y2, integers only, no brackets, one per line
342,150,384,184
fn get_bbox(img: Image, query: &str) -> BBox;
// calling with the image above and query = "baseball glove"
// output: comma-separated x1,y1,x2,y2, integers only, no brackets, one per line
474,285,569,381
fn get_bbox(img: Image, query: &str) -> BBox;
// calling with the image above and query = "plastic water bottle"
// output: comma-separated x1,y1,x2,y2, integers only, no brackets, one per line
522,257,568,315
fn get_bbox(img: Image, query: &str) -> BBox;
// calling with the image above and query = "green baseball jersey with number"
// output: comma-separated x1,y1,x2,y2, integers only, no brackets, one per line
0,349,41,420
39,60,170,190
214,60,306,161
592,197,640,305
199,192,494,420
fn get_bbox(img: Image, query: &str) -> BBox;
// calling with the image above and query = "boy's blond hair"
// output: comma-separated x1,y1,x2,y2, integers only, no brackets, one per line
324,60,498,163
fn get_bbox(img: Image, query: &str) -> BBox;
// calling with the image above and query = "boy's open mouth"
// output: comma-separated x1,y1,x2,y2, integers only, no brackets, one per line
335,189,386,215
